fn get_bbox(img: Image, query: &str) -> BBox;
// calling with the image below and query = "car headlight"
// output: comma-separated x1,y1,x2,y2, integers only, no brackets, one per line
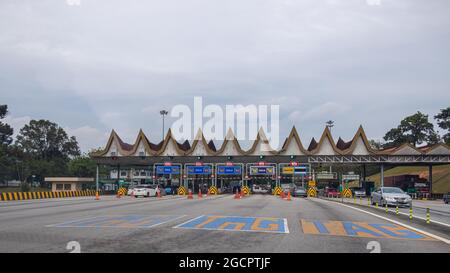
385,197,396,201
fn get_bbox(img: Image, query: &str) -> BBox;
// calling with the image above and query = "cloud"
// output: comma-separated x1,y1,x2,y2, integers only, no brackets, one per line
64,126,109,153
1,0,449,150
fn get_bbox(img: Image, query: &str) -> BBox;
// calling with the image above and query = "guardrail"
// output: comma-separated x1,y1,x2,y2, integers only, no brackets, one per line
318,195,450,227
0,190,98,201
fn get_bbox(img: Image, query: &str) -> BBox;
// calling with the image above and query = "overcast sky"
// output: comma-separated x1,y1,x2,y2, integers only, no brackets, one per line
1,0,449,152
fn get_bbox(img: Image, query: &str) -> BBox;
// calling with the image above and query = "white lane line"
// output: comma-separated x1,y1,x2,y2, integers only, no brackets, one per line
172,215,206,228
324,198,450,228
312,198,450,245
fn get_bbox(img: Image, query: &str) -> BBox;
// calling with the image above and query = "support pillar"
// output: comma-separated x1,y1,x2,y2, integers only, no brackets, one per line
380,164,384,188
96,164,99,193
429,165,433,197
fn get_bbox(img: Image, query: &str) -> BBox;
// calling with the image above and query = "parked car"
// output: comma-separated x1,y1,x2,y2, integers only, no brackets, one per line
371,187,412,207
280,183,295,195
165,187,174,195
131,184,165,198
352,188,366,198
324,188,340,198
444,192,450,204
252,184,270,194
292,187,307,198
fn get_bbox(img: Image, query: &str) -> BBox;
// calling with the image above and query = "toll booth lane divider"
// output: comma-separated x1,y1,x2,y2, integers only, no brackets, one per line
300,219,436,241
173,215,289,234
0,190,98,201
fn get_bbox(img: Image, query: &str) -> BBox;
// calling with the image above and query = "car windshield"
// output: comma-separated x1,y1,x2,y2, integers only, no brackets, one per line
383,187,404,194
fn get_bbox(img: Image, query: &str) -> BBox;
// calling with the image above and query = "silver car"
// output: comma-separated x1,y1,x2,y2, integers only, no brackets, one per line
371,187,412,207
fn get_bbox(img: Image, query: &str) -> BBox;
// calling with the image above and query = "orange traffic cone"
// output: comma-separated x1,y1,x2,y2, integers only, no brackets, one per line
95,191,100,200
157,189,162,198
287,191,291,201
280,191,285,199
240,189,245,198
198,189,202,198
234,189,240,199
187,189,193,199
116,192,121,198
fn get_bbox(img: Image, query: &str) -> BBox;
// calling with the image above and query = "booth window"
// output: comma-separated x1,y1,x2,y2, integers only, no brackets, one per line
64,184,72,191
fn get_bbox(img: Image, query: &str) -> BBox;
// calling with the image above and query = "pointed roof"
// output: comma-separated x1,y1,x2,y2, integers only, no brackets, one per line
279,126,309,155
216,128,247,155
155,129,191,156
307,138,318,152
340,126,376,155
309,127,342,155
186,128,216,155
245,127,277,155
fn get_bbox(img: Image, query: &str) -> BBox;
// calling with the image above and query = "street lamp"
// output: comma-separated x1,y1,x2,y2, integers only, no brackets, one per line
160,110,169,140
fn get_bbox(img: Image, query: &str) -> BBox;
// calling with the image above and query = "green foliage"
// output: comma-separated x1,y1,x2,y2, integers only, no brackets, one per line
16,119,80,160
383,111,439,148
0,105,13,146
68,155,99,177
435,107,450,145
20,181,31,192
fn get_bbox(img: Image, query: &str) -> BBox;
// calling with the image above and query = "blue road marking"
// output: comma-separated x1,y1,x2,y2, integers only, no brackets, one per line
174,215,289,233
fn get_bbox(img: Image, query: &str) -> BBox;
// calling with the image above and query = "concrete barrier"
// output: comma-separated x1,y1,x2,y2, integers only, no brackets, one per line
0,190,99,201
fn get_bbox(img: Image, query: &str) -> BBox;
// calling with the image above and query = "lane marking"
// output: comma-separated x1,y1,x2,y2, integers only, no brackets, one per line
312,198,450,245
48,214,187,229
173,215,289,234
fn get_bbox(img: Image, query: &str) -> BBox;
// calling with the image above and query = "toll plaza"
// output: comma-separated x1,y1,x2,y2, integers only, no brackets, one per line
215,162,244,194
246,162,277,191
185,163,214,194
278,162,311,188
153,163,183,189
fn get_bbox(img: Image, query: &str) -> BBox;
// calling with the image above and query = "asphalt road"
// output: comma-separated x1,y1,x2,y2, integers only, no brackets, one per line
0,194,449,253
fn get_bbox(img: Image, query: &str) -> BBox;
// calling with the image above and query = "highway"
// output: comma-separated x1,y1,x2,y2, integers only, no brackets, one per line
0,194,449,253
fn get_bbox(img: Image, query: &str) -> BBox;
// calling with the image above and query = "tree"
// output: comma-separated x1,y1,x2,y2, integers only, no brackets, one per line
15,120,81,184
68,155,98,177
383,111,439,148
435,107,450,145
16,120,80,160
0,105,13,146
0,105,14,184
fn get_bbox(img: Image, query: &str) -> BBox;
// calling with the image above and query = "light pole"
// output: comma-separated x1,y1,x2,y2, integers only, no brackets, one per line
160,110,169,140
325,120,334,173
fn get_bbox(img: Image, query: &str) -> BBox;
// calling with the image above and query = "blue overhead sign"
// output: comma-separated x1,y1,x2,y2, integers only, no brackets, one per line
217,166,242,175
250,166,275,175
187,165,212,175
156,166,181,175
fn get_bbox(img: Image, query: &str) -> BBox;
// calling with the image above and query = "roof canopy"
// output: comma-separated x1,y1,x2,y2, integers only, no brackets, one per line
91,126,450,158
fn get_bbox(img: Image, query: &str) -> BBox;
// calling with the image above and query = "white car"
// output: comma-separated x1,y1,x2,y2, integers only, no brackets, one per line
371,187,412,207
131,185,165,198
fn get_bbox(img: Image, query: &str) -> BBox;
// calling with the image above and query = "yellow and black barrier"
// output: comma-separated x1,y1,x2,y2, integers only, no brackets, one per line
0,190,98,201
241,186,251,195
307,188,317,197
177,186,187,195
117,187,127,196
272,186,282,195
208,186,218,195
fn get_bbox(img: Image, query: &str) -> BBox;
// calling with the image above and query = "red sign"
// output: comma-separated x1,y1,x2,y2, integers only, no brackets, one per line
258,162,266,166
195,162,203,166
164,162,172,166
290,162,298,166
226,162,234,166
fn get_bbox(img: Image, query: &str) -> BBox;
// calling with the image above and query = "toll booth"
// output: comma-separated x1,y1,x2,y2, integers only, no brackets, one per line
246,162,277,192
315,171,339,193
216,163,244,194
153,163,183,189
278,163,311,188
185,163,214,194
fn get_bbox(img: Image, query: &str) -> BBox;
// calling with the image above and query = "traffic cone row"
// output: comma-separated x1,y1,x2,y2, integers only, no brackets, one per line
198,190,203,199
95,191,100,200
280,191,285,199
286,191,291,201
157,190,162,198
187,189,193,199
